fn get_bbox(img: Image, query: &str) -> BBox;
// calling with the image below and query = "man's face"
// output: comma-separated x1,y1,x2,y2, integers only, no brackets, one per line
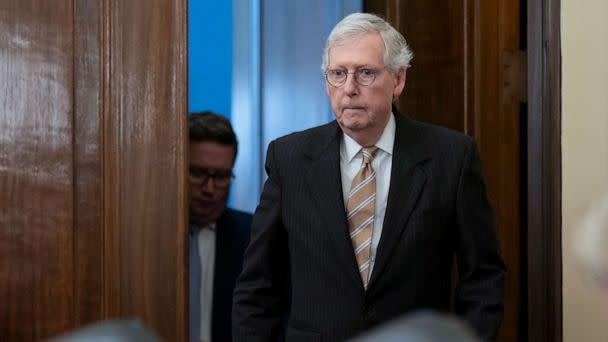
188,141,235,226
326,32,405,140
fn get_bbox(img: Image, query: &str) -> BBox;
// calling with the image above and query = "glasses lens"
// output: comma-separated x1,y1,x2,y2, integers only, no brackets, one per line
189,167,233,188
213,176,231,188
356,69,376,86
326,68,379,87
189,172,206,185
326,70,346,87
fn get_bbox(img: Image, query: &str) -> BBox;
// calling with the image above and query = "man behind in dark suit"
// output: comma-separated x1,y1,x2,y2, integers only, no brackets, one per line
232,13,506,342
188,112,252,342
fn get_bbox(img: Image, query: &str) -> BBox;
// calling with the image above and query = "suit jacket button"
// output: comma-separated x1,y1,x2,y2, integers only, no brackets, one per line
363,306,376,320
367,307,376,319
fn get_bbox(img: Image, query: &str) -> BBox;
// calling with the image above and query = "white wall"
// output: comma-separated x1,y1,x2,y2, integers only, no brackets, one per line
562,0,608,340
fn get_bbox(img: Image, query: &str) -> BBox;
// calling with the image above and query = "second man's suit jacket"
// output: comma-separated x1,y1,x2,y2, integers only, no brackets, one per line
212,209,252,342
189,208,252,342
232,111,506,342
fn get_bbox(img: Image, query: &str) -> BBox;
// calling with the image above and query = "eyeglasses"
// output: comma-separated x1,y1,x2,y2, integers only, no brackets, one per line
324,67,385,87
189,166,234,188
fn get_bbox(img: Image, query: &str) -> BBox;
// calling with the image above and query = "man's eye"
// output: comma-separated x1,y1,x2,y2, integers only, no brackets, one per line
190,170,206,177
331,69,346,76
360,68,375,76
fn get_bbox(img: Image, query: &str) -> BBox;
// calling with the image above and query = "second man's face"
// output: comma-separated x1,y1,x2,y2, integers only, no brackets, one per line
188,141,235,226
325,32,405,141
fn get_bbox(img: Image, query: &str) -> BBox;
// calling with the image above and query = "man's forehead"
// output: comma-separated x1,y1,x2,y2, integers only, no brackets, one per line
329,32,383,49
189,142,235,168
189,141,235,154
328,33,385,65
189,165,232,174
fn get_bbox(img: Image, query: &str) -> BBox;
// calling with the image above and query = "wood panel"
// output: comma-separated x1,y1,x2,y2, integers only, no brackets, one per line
467,1,521,341
0,1,76,339
527,0,562,341
103,0,188,340
367,0,466,132
364,1,522,340
0,0,188,340
74,0,104,327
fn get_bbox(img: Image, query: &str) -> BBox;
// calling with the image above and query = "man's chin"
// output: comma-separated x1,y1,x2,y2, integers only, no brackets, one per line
190,212,217,226
339,119,368,133
190,205,227,224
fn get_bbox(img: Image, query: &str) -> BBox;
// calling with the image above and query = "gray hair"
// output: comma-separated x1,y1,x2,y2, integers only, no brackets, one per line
321,13,413,74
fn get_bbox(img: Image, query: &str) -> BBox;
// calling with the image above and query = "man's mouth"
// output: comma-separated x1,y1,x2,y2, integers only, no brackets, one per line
344,106,365,112
194,199,215,207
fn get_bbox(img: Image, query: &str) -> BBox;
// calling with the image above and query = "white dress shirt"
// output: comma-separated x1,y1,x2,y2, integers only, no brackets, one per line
196,224,216,342
340,114,395,279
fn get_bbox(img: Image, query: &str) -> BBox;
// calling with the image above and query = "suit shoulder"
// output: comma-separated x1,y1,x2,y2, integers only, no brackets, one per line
395,115,477,165
409,118,473,145
220,208,252,238
263,121,339,167
224,208,253,227
401,117,475,158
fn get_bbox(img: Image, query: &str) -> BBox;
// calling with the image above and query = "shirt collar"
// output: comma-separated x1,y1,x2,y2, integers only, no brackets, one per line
342,113,395,163
189,222,216,235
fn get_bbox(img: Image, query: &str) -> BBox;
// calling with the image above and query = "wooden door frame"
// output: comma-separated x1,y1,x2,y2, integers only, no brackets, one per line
358,0,565,340
527,0,562,341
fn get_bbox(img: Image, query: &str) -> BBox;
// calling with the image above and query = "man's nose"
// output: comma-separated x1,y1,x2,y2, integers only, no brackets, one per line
343,73,359,96
201,177,216,193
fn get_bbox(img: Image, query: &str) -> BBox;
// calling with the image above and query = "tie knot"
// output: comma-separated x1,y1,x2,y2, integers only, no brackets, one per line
361,146,378,165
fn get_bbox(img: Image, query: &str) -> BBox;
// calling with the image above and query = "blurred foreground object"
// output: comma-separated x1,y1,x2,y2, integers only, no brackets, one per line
47,319,161,342
575,193,608,288
349,311,480,342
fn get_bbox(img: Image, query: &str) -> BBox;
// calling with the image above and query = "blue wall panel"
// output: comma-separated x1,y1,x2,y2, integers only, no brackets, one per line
231,0,362,213
189,0,232,118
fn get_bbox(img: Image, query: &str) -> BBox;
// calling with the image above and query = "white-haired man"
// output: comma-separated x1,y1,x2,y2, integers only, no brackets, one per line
233,13,506,341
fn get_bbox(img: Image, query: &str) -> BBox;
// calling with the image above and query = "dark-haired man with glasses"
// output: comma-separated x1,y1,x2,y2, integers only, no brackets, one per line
188,111,252,342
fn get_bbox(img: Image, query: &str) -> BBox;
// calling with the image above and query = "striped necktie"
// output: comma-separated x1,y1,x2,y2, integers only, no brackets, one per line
347,146,378,288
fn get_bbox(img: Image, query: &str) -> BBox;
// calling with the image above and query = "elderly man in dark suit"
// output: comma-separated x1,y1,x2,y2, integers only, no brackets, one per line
188,112,252,342
232,13,506,342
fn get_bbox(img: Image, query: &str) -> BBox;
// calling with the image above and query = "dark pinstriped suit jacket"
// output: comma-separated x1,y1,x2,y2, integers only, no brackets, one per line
232,111,506,342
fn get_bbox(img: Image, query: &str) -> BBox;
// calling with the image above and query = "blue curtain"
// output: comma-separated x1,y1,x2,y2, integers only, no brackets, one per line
231,0,362,213
189,1,233,117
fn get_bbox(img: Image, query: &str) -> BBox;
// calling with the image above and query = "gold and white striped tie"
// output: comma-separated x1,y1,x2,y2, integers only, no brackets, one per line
347,146,378,288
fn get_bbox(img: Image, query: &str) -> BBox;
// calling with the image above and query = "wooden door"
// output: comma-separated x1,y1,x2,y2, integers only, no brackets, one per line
0,0,188,340
364,1,524,341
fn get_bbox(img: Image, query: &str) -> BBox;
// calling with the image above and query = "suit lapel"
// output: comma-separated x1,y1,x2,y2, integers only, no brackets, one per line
368,112,430,287
305,122,362,285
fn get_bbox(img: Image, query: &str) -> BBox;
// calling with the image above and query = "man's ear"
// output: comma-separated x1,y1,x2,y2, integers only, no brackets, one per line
393,69,406,99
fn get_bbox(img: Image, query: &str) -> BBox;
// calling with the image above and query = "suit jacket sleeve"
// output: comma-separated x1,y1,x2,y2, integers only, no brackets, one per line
454,140,506,341
232,141,289,342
